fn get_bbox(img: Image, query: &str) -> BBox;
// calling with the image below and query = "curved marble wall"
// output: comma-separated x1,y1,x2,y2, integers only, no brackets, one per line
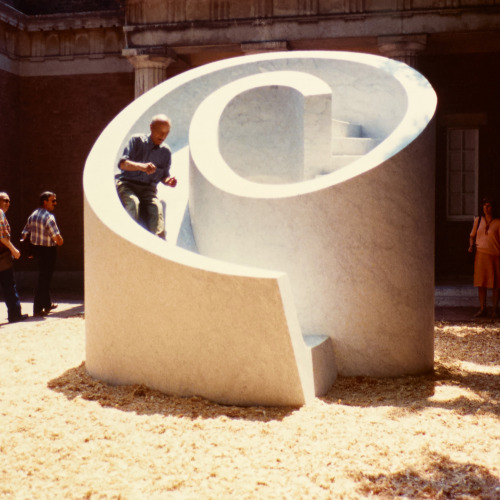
83,51,437,406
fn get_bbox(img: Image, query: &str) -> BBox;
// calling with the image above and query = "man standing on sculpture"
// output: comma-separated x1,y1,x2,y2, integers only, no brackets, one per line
0,192,28,323
116,114,177,237
21,191,64,317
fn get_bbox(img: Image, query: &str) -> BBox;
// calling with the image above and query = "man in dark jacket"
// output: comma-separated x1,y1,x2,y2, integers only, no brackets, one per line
0,192,28,323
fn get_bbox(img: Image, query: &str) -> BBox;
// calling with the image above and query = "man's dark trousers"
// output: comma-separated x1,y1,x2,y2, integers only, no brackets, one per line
33,245,57,315
0,266,22,320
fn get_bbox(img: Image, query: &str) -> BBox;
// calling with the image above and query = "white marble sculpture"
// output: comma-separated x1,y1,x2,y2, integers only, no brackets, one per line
83,51,437,406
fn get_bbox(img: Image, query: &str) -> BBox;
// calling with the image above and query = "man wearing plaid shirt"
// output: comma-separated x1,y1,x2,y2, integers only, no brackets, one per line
21,191,64,316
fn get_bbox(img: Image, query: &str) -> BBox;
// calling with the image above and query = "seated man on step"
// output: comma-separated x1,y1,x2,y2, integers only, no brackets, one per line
115,114,177,238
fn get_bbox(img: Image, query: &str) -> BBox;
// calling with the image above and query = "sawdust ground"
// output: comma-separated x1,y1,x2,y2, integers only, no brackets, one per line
0,315,498,499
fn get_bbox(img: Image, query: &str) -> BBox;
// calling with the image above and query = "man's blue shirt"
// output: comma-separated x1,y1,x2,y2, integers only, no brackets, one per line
117,134,171,185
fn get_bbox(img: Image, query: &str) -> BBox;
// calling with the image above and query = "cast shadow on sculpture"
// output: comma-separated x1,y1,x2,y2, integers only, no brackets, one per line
83,51,437,406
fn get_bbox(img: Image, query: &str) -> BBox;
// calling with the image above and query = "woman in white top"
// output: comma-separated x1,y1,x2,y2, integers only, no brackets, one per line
469,197,500,318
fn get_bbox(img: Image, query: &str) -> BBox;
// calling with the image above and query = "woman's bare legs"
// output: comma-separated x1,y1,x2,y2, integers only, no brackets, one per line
474,287,488,317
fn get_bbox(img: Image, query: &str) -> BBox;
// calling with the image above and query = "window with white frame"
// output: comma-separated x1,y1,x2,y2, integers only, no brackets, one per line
446,128,478,220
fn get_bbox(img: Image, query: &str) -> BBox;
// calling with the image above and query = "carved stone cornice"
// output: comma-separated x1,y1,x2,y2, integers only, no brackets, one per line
240,40,289,54
1,1,499,77
0,1,26,29
25,10,123,31
121,4,500,56
0,6,124,63
122,0,500,25
0,2,123,32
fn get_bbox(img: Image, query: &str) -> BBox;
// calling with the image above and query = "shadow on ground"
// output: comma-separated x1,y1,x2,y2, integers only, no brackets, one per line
48,322,499,422
354,451,500,498
48,362,295,422
323,323,499,418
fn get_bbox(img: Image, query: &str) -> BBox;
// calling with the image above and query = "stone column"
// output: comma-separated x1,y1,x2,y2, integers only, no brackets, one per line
122,47,176,98
377,34,427,69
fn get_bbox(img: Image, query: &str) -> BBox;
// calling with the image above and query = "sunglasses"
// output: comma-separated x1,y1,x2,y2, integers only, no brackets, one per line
0,199,10,203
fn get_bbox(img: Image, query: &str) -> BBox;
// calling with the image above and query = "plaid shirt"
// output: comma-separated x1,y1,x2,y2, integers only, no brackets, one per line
22,208,61,247
0,209,11,258
0,209,10,239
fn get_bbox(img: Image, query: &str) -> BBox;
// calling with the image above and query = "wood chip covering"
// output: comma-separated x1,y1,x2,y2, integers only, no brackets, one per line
0,315,498,499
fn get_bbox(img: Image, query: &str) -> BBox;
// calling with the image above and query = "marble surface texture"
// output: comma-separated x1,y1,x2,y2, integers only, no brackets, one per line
83,51,437,406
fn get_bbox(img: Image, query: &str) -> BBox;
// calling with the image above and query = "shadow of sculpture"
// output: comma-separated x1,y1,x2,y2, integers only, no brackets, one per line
322,370,499,419
48,323,499,424
322,323,500,419
48,362,295,422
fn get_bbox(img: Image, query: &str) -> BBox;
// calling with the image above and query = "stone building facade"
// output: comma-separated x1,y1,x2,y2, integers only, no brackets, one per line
0,0,499,287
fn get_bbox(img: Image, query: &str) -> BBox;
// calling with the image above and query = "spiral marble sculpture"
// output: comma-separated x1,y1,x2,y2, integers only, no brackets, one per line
83,51,437,406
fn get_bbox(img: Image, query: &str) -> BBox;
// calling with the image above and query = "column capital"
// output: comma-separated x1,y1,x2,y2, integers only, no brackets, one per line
122,46,177,98
122,46,177,68
377,34,427,68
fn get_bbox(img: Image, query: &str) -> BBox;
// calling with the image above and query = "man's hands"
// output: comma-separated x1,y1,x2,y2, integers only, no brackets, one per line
143,165,177,189
163,176,177,188
119,159,157,174
119,160,176,187
1,237,20,259
143,162,156,174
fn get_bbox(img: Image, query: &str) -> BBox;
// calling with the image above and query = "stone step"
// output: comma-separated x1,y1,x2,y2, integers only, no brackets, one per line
331,118,361,138
303,334,337,396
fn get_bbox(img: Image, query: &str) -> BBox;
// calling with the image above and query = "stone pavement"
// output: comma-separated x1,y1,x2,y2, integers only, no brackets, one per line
0,292,84,327
0,286,497,325
434,285,498,322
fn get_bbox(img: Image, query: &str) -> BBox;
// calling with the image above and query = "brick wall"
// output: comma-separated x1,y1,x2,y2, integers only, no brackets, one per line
0,68,20,212
13,71,134,274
